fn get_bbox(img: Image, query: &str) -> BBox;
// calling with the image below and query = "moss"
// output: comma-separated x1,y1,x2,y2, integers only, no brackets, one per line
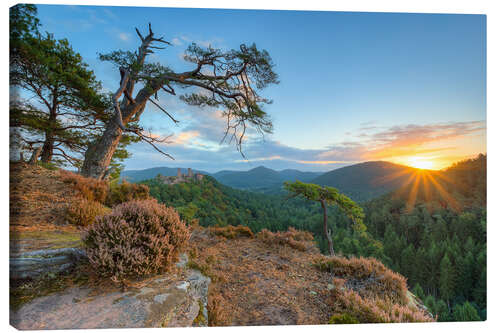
10,265,90,311
193,299,207,326
10,230,83,251
328,313,360,324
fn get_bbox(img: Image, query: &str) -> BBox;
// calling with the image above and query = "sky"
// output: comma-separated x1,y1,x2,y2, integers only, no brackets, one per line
33,5,486,172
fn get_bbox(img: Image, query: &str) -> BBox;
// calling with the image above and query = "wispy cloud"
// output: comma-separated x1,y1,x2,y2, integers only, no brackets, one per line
124,119,485,172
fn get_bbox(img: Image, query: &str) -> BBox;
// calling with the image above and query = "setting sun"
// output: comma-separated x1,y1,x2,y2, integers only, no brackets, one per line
407,157,434,170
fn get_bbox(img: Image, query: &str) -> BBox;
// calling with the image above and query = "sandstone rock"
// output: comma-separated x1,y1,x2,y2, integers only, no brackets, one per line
10,247,86,279
10,253,211,329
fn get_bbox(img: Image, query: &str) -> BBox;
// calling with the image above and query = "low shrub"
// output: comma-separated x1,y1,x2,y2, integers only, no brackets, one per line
209,225,254,239
105,181,150,207
82,199,191,281
60,170,108,204
207,291,232,326
330,288,434,323
65,198,111,226
315,256,408,304
257,227,315,252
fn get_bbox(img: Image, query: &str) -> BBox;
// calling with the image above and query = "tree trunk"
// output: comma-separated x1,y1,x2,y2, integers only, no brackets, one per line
80,120,123,180
321,199,334,256
29,146,42,164
40,132,54,163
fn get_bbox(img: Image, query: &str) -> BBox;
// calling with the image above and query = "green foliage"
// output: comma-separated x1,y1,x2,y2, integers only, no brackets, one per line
452,302,481,321
10,5,112,167
284,180,366,233
141,176,380,257
328,313,360,324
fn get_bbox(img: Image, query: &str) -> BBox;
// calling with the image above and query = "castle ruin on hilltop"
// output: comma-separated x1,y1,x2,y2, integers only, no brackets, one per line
156,168,204,185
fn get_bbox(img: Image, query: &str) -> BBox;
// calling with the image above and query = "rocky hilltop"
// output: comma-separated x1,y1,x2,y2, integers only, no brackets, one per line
9,162,433,328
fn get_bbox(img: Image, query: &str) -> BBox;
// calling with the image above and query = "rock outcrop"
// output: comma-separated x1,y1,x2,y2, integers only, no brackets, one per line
10,247,86,279
10,254,211,329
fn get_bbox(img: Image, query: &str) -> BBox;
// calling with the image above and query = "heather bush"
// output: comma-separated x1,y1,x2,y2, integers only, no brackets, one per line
209,225,254,239
60,170,108,204
207,291,232,326
65,198,111,226
315,256,408,304
257,227,315,252
105,181,150,207
330,288,434,323
82,199,191,281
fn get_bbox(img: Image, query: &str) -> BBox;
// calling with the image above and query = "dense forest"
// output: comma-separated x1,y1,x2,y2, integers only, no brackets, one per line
141,154,486,322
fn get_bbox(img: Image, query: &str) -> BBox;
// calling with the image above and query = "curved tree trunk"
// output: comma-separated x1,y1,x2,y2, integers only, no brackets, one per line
321,199,334,256
80,120,122,180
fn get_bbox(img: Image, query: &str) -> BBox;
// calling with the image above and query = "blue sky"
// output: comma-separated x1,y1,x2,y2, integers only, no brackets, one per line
34,5,486,172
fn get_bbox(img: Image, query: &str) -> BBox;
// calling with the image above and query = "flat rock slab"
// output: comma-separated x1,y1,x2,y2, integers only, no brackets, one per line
10,266,210,330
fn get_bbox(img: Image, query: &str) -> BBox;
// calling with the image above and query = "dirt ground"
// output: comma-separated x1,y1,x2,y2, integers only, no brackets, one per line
188,228,334,326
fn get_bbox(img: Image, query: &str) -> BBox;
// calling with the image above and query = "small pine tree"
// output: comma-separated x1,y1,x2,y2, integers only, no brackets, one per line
412,283,425,301
439,253,456,304
452,302,481,321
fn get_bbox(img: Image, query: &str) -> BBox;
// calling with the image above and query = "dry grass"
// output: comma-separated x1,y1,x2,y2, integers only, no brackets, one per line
314,256,408,304
105,181,150,207
208,225,254,239
59,170,109,204
257,227,316,252
65,198,111,226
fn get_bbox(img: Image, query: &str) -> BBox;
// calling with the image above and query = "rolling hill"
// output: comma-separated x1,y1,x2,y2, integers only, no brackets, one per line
213,166,322,191
121,167,208,183
312,161,423,202
122,165,322,193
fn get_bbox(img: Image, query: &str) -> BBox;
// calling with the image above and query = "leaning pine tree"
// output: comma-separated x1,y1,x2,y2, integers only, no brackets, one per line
81,23,279,179
284,181,365,256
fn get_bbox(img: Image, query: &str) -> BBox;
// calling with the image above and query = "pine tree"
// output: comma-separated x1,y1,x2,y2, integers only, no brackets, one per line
452,302,481,321
439,253,456,304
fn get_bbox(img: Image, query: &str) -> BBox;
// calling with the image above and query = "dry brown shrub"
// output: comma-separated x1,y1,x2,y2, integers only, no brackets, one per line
209,225,254,239
207,290,232,326
257,227,315,252
105,181,150,207
59,170,108,204
330,288,434,323
315,256,408,304
65,198,111,226
82,199,191,281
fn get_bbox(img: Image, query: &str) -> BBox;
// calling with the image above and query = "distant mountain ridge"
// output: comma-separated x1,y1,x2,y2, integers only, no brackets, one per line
121,165,323,191
122,161,450,202
312,161,422,202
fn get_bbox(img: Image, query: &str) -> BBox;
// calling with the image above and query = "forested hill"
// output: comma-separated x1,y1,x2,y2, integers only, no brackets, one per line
121,167,208,182
362,154,486,321
124,166,322,193
392,154,486,212
312,161,423,202
212,166,322,192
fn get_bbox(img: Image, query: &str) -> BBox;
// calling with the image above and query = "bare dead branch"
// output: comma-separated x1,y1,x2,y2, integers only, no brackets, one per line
148,98,179,124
